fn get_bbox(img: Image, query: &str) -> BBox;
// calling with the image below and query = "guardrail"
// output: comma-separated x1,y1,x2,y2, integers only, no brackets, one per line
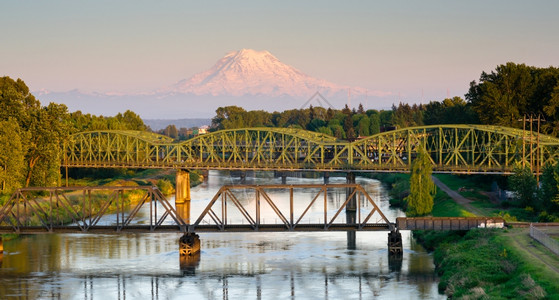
530,224,559,256
396,217,505,230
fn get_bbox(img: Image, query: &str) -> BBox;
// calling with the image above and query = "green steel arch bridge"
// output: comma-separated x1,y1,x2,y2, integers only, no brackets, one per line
63,125,559,174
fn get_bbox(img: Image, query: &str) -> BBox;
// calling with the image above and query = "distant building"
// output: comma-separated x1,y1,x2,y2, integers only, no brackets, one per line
193,125,209,136
198,125,209,134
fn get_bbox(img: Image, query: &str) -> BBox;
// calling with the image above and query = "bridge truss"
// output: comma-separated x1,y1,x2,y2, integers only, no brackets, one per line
192,184,393,232
63,125,559,174
0,184,393,234
0,186,187,234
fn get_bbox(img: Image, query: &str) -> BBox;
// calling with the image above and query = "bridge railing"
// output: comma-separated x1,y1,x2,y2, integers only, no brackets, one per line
396,217,505,230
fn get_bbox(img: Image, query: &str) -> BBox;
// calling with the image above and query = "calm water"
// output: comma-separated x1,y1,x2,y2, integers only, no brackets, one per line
0,171,445,299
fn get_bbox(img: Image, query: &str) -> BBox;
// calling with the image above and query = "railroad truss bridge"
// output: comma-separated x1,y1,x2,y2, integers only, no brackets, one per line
0,185,505,261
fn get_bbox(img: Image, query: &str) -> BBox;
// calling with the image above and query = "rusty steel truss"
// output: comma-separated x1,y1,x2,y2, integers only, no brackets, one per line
63,125,559,174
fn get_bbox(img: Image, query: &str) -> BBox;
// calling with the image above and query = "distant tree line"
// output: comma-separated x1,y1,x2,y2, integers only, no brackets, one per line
209,98,478,140
0,76,146,194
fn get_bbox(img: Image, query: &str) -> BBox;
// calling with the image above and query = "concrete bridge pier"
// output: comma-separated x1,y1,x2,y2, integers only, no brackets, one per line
179,233,201,256
175,169,191,224
179,232,201,275
388,229,403,254
346,173,357,216
323,172,330,184
346,172,357,249
281,172,287,184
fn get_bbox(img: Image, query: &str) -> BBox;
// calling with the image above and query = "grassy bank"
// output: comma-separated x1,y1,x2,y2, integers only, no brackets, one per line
373,172,559,298
428,228,557,298
414,227,559,299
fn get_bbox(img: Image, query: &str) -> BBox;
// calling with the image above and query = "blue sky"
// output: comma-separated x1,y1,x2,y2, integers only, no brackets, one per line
1,0,558,104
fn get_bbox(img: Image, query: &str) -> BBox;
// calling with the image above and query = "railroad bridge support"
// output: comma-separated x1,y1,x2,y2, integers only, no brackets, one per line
346,172,357,249
175,169,191,224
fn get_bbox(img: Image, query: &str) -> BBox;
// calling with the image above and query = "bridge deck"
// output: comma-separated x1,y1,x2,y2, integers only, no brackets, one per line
0,224,392,234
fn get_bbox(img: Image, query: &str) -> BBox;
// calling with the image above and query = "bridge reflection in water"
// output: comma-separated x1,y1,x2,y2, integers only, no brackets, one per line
0,231,443,299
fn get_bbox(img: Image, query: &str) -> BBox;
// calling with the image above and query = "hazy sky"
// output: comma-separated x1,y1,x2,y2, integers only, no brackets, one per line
1,0,558,103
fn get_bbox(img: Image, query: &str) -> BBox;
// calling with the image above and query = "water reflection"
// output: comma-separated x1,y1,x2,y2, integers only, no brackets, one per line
0,271,439,299
180,252,201,276
0,171,444,299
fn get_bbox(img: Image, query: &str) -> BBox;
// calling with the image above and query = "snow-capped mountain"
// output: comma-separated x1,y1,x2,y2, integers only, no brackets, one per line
37,49,394,119
163,49,376,98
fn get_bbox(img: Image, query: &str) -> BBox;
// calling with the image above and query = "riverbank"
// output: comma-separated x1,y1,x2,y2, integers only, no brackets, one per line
372,172,559,298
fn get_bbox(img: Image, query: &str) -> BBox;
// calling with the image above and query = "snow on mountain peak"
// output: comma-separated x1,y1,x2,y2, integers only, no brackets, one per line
165,49,374,98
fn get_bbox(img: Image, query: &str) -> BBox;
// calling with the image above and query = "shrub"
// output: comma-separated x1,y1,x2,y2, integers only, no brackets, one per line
157,179,175,195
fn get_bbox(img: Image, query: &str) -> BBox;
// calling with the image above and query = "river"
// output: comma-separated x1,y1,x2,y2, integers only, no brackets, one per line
0,171,445,299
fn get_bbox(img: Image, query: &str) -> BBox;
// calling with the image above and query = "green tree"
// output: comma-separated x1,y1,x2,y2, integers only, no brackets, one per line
539,163,559,213
0,119,26,193
379,110,393,128
0,77,41,126
1,77,72,187
116,110,147,130
404,148,436,216
423,97,479,125
466,63,559,130
25,103,72,187
342,105,355,140
357,103,365,114
508,165,538,207
316,126,333,136
163,124,179,139
211,106,247,130
368,111,380,135
356,115,370,136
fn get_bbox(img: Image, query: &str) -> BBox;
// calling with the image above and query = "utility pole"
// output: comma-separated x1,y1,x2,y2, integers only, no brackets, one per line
530,114,533,172
522,115,526,168
536,114,542,185
521,114,544,183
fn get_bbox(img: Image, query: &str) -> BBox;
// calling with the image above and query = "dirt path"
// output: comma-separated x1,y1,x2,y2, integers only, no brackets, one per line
432,175,559,276
505,229,559,275
431,176,487,216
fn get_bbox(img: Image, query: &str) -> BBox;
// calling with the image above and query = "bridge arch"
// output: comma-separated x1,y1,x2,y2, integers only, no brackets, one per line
64,125,559,174
350,124,559,173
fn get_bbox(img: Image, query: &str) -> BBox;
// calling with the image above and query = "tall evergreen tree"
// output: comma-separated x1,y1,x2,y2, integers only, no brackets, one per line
404,148,436,216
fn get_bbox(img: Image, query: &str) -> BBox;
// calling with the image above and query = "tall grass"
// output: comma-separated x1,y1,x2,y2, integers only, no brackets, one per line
434,229,551,299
